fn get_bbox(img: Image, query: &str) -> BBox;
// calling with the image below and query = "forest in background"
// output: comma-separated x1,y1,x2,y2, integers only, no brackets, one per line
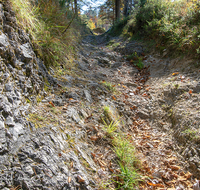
11,0,200,69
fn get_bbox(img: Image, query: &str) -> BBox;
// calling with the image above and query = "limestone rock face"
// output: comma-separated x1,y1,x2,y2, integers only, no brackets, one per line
0,2,95,190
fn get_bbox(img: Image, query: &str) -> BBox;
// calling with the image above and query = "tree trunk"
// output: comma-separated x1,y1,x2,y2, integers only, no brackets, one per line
113,2,115,25
123,0,129,17
74,0,78,17
115,0,120,21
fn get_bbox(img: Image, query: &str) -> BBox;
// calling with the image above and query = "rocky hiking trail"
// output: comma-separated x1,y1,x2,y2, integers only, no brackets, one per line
0,1,200,189
69,35,200,189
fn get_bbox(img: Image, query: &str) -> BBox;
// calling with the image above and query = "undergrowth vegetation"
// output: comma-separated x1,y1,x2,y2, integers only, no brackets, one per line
10,0,90,68
113,134,140,189
103,119,140,189
102,106,140,189
110,0,200,58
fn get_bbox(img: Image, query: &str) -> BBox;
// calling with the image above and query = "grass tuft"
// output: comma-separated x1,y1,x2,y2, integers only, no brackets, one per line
102,119,140,189
113,134,140,189
101,81,116,92
10,0,90,68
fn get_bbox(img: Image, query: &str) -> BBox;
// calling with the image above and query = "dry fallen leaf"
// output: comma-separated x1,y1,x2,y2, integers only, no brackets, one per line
90,135,98,141
68,176,72,183
185,171,192,179
145,88,150,91
115,169,121,173
142,136,151,139
109,167,114,173
62,105,68,110
178,176,187,181
172,72,179,76
112,95,116,100
147,182,164,187
142,93,148,97
132,106,137,110
77,175,85,183
91,152,96,158
170,165,180,171
49,101,55,107
133,121,140,126
98,159,107,167
124,94,129,99
97,153,103,158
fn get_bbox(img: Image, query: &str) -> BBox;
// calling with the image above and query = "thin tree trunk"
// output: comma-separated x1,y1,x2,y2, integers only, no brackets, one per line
115,0,120,21
74,0,78,17
62,12,76,34
113,1,115,25
123,0,129,17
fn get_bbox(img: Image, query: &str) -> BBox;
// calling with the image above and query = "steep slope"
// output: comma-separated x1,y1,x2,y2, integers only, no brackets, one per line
0,1,103,190
0,1,200,190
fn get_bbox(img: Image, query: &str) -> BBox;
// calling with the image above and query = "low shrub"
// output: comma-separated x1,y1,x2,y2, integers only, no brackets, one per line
114,0,200,58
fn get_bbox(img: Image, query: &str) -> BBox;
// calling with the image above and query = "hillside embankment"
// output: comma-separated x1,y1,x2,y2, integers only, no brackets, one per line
0,1,200,189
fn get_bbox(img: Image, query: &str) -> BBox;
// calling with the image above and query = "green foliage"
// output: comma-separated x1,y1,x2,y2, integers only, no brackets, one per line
136,58,144,69
141,0,199,56
101,106,140,189
113,0,200,58
101,81,116,92
127,52,144,69
102,119,119,136
26,98,31,103
114,136,139,189
29,113,45,122
11,0,89,68
109,16,130,36
112,134,140,189
183,129,197,135
101,118,140,189
135,1,168,31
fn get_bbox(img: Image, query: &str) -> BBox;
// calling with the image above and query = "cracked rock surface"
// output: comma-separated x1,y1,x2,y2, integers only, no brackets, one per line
0,1,200,190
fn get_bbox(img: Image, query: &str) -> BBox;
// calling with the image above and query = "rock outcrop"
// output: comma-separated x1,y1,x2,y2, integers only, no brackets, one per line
0,2,98,189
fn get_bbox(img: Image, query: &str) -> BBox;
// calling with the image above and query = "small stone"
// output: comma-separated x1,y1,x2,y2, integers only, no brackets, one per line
5,116,14,126
84,90,93,103
8,123,24,141
4,83,13,92
97,57,110,67
111,62,122,68
125,82,137,87
52,98,63,106
137,109,149,119
68,92,79,100
20,43,34,63
22,165,34,176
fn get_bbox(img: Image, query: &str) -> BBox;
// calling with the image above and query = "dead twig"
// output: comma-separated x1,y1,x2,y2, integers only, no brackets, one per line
62,13,76,35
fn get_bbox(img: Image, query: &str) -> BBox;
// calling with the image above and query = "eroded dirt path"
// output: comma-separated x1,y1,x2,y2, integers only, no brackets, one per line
28,34,199,189
76,34,199,189
1,1,199,189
